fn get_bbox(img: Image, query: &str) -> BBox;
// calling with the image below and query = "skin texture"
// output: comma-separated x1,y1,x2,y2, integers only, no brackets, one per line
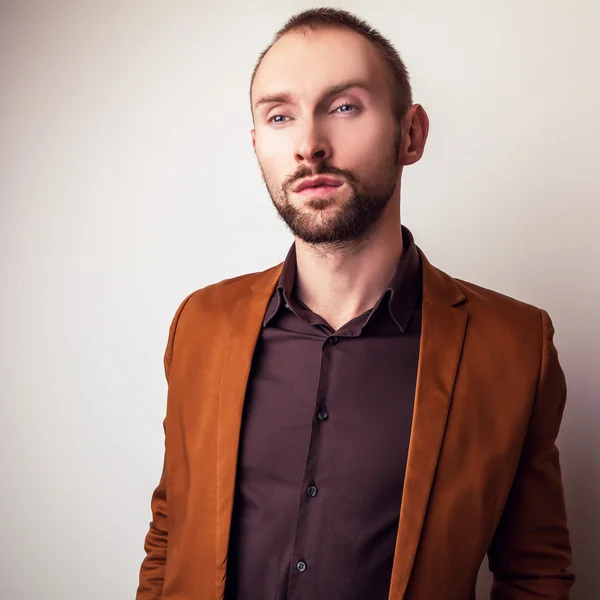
251,26,429,330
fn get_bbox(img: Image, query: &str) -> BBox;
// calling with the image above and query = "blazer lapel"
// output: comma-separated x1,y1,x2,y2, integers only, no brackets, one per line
387,247,468,599
214,265,283,597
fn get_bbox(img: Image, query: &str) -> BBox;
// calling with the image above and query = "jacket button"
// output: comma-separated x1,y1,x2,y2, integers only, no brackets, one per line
307,485,318,497
317,409,329,422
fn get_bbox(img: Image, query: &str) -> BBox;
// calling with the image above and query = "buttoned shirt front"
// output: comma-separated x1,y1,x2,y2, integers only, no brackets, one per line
224,225,423,600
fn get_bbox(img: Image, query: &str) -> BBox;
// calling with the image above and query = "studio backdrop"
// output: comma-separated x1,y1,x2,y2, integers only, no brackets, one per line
1,1,598,598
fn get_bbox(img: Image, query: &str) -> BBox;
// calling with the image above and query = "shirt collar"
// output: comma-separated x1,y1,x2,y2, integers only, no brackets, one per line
263,224,422,332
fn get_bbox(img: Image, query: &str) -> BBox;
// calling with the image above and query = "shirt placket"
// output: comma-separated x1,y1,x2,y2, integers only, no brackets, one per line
285,332,340,598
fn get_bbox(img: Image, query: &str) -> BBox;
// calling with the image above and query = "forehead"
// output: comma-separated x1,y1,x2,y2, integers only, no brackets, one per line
252,27,389,105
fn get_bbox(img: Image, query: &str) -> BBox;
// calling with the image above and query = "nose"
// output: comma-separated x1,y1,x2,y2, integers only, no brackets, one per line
294,121,332,165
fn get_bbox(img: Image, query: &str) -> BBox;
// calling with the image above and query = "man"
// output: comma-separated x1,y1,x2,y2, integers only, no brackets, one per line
137,7,575,600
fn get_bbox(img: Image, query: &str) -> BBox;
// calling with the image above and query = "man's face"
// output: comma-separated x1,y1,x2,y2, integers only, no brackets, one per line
251,27,403,246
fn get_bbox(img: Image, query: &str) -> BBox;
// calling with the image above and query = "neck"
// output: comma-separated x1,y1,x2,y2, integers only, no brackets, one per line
293,197,403,331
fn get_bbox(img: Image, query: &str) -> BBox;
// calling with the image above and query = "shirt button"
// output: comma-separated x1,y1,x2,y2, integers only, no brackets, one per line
317,409,329,422
296,560,307,572
307,484,318,497
328,336,339,345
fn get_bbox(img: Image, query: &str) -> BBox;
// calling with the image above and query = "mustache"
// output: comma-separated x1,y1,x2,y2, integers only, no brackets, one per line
283,163,358,190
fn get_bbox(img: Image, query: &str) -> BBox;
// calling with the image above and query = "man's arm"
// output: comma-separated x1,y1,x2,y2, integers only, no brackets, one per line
487,308,575,599
136,422,169,599
136,295,192,599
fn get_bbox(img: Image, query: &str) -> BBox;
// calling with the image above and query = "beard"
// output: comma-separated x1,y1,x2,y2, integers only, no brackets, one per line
260,133,402,247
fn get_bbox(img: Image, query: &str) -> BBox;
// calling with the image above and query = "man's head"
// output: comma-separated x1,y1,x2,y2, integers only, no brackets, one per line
250,8,428,247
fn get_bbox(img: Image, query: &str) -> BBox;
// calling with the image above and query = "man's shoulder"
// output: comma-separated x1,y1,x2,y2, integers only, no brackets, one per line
455,276,541,315
422,250,543,325
421,251,545,348
446,272,546,345
170,262,282,324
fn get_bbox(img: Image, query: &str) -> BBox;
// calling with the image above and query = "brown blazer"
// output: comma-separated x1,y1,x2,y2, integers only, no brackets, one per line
137,246,574,600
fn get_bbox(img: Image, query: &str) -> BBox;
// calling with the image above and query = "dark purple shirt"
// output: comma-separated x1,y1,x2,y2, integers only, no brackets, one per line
225,225,423,600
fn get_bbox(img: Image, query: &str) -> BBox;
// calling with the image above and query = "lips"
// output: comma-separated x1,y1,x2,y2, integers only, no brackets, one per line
293,175,344,193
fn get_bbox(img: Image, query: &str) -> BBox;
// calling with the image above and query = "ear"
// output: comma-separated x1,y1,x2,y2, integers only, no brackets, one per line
401,104,429,166
251,128,256,151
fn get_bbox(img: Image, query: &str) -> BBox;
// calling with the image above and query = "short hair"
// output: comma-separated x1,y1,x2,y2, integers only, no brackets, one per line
250,7,413,125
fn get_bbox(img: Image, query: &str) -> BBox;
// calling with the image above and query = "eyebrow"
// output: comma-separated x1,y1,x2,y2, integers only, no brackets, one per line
253,80,371,110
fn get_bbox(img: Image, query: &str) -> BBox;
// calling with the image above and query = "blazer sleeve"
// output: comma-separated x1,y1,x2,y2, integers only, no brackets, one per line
136,294,193,600
487,308,575,599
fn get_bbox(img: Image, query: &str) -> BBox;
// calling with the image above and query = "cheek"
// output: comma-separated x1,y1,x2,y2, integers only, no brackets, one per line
256,132,293,183
333,118,394,175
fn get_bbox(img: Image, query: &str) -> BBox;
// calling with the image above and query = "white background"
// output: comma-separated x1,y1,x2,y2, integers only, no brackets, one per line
1,1,598,598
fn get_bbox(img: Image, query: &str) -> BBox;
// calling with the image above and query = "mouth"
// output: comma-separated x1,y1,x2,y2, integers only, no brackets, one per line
293,175,344,193
294,182,345,198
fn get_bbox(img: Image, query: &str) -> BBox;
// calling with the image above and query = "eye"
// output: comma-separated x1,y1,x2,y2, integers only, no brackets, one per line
332,103,357,114
267,114,290,124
